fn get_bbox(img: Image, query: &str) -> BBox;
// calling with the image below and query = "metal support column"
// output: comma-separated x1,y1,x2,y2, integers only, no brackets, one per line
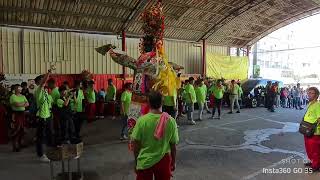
122,31,127,78
202,39,207,77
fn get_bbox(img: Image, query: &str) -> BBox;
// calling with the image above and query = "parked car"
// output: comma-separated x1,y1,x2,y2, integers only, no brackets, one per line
241,79,283,108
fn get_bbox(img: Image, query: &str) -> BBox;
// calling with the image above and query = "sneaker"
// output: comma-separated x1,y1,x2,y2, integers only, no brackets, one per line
120,135,128,140
190,120,196,125
112,116,116,120
236,111,240,113
206,110,211,114
210,116,214,119
216,116,221,120
39,155,50,162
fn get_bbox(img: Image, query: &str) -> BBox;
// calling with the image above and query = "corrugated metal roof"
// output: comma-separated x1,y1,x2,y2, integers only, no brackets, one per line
1,0,320,47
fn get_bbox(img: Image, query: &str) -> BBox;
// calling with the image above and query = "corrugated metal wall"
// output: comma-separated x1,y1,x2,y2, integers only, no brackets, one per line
207,44,229,55
0,27,229,75
0,27,21,74
23,30,123,74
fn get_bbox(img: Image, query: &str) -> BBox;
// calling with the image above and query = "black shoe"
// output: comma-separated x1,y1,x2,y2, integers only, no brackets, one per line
304,162,312,167
228,112,233,114
236,111,240,113
206,110,211,114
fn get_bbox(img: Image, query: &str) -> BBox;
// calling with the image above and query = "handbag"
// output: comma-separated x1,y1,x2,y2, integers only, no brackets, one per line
299,120,317,137
299,104,318,137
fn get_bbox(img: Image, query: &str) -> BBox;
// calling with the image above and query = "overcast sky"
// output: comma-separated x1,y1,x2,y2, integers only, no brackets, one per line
264,13,320,48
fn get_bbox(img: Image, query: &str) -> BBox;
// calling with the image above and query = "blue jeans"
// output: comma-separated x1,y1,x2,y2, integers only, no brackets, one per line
198,102,204,120
186,103,194,121
294,97,301,109
120,115,128,137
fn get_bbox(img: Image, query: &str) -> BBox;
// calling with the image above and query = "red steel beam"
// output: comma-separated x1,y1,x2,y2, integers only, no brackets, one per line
202,39,207,77
122,30,127,77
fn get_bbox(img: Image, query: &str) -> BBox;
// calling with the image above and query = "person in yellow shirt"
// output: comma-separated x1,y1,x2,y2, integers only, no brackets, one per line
228,80,241,114
303,87,320,172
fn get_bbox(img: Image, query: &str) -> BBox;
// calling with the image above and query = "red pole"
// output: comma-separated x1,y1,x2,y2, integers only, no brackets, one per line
0,43,3,72
202,39,206,77
122,31,127,77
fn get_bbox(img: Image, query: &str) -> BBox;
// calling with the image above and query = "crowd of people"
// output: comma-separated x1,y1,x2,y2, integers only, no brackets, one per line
263,82,308,112
279,83,309,109
5,70,320,177
5,69,126,162
160,77,244,126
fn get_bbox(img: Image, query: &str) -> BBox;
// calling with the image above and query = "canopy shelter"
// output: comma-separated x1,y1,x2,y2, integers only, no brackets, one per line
1,0,320,47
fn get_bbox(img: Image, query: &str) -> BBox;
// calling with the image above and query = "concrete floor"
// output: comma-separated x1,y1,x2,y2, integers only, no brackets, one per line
0,107,319,180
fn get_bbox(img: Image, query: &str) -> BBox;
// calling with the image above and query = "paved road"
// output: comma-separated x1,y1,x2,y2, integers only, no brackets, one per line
0,107,319,180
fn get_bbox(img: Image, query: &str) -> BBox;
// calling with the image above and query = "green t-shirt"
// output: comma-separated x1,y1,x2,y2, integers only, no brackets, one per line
230,84,241,95
10,94,28,111
195,86,206,104
163,89,177,107
239,87,243,98
56,98,65,108
121,90,132,115
87,88,96,104
131,113,179,170
106,85,116,101
50,87,60,105
304,101,320,135
185,84,196,104
35,87,53,119
70,89,85,112
211,85,225,99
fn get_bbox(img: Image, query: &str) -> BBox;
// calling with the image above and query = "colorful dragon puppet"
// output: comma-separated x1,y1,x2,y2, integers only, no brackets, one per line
96,2,183,98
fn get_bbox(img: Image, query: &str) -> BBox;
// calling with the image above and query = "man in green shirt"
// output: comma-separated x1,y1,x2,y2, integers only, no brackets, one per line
210,80,225,119
47,78,60,105
132,91,179,179
34,69,54,162
56,85,78,144
120,83,132,140
195,79,206,121
85,80,96,123
106,79,117,120
237,82,243,107
185,77,196,125
10,84,29,152
228,80,241,114
163,88,177,119
70,80,85,139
